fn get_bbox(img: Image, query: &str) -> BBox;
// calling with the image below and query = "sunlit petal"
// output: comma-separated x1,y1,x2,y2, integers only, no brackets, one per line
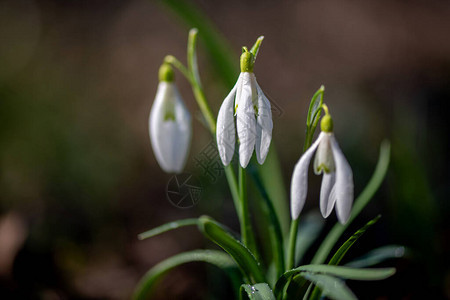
254,79,273,164
216,83,238,165
330,134,354,224
236,72,257,168
320,172,336,218
290,132,325,220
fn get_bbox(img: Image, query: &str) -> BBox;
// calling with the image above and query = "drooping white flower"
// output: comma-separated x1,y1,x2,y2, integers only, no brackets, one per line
216,48,273,168
290,105,353,224
149,64,192,173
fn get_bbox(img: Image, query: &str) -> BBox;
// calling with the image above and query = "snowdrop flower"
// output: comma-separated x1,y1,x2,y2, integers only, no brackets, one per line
290,105,353,224
216,47,273,168
149,63,192,173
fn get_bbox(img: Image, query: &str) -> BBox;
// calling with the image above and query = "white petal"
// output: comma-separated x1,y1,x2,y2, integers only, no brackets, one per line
330,134,354,224
236,72,257,168
171,87,192,172
149,82,191,173
290,132,325,220
234,73,244,114
320,172,336,218
216,83,238,165
313,133,335,175
254,79,273,164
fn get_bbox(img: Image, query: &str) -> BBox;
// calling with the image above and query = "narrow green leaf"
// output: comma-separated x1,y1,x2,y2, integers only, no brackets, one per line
258,146,289,236
198,216,266,284
249,36,264,60
345,245,406,268
132,250,237,300
309,215,381,300
248,164,285,279
274,264,395,298
187,28,201,87
295,211,325,265
311,141,391,264
291,265,396,281
328,215,381,266
304,85,325,152
306,85,325,128
240,283,276,300
299,273,357,300
138,218,199,240
160,0,237,88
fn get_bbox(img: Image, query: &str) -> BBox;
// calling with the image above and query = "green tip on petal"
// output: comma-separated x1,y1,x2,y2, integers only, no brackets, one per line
320,104,333,132
159,63,175,82
240,50,254,73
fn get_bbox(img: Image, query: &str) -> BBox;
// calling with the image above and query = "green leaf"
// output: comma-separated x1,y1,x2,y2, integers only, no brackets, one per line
295,211,325,265
274,264,395,298
198,216,266,284
311,141,391,264
240,283,276,300
304,86,325,152
248,164,285,279
328,215,381,266
345,245,406,268
299,273,357,300
132,250,237,300
258,145,289,236
187,28,201,88
249,36,264,61
306,85,325,129
291,265,396,281
309,215,381,300
137,218,199,240
161,0,237,88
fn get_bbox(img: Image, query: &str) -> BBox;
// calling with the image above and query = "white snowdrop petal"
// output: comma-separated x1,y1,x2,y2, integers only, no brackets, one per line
236,72,257,168
234,73,244,114
255,80,273,164
330,135,354,224
290,132,324,220
171,89,192,172
320,172,336,218
149,82,191,173
313,133,335,175
149,82,172,172
216,84,238,165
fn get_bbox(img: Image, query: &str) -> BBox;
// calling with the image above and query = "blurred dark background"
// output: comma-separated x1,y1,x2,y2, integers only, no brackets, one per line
0,0,449,299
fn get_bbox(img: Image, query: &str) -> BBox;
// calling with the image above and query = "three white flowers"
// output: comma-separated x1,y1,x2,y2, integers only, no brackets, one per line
148,40,353,224
149,63,192,173
290,105,354,224
216,48,273,168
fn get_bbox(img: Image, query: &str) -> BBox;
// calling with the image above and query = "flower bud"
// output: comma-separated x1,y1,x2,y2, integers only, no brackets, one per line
149,64,191,173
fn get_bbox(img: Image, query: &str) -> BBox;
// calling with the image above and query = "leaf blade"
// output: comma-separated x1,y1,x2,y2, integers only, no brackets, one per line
132,250,237,300
198,216,266,284
240,283,276,300
138,218,199,240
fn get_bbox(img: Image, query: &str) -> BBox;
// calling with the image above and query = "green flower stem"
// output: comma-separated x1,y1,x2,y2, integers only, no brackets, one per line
239,166,257,257
225,165,241,217
286,218,299,270
165,29,245,245
164,55,191,83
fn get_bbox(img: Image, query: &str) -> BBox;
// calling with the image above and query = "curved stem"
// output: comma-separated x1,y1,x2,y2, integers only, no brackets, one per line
171,29,243,241
164,55,191,82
